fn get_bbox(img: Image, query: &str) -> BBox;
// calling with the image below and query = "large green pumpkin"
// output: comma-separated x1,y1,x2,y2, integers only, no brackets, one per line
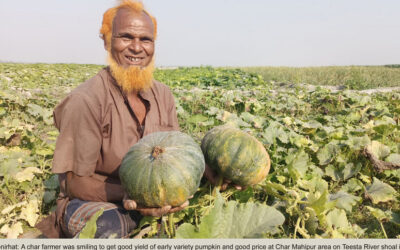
201,125,270,186
119,131,205,207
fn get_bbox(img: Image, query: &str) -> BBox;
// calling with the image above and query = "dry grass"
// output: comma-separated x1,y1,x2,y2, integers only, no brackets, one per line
241,65,400,90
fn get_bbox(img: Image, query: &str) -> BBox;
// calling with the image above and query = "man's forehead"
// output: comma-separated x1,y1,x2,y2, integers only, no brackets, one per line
113,8,154,29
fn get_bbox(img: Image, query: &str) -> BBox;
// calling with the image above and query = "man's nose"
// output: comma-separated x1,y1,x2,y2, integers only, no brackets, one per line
129,39,142,53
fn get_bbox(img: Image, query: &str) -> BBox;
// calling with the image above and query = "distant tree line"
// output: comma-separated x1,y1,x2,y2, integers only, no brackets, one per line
384,64,400,68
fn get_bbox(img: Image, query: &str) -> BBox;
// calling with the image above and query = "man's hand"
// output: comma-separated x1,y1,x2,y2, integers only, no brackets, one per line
203,164,246,191
123,193,190,217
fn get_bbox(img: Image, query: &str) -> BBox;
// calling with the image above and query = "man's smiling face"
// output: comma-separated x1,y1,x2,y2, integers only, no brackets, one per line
110,8,155,68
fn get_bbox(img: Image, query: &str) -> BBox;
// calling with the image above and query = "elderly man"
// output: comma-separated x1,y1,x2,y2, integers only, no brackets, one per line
37,0,240,238
37,0,189,238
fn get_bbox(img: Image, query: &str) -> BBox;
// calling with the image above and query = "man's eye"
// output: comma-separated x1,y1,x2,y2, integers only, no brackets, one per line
141,38,153,43
121,37,132,42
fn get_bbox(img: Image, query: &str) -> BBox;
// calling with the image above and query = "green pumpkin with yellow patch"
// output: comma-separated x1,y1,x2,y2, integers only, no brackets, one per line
201,125,270,186
119,131,205,207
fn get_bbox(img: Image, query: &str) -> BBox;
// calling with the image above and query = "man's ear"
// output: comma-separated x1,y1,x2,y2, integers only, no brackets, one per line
103,39,108,50
100,34,109,50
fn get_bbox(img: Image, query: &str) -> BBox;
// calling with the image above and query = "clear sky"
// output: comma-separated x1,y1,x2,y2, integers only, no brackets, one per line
1,0,399,67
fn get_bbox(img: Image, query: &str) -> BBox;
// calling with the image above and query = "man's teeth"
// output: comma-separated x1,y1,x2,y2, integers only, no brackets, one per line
128,57,141,62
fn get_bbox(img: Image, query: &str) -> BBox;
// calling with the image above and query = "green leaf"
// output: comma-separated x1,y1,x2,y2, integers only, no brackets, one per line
14,167,43,182
329,128,344,140
282,117,293,126
341,178,364,193
0,107,6,116
78,208,104,239
20,199,39,227
187,114,208,124
286,149,309,179
390,211,400,225
231,187,254,203
365,206,391,222
308,190,336,216
342,163,362,180
302,120,322,130
240,112,265,129
344,135,370,150
0,147,33,177
366,177,396,204
134,216,159,238
198,120,214,127
376,116,396,126
317,143,339,166
0,224,9,235
366,141,391,160
277,131,289,144
325,165,341,181
27,103,44,117
385,154,400,165
43,175,60,190
297,176,328,193
326,208,349,229
1,201,27,215
35,148,54,156
43,190,57,204
216,111,250,128
263,121,285,144
0,127,7,139
205,106,221,116
292,135,312,148
347,112,361,123
358,173,372,184
131,216,159,238
374,116,397,134
4,222,23,239
176,192,284,238
330,191,361,212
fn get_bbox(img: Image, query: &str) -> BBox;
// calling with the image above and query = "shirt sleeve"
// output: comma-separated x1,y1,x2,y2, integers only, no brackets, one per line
52,92,102,176
167,92,180,131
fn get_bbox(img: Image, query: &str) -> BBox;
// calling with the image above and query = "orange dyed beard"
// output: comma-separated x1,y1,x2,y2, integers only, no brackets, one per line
107,53,154,93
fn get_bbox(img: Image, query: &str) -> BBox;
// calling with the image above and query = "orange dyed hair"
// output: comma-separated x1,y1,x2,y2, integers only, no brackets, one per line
100,0,157,47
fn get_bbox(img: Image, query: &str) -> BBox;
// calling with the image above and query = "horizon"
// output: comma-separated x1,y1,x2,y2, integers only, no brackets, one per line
0,60,398,69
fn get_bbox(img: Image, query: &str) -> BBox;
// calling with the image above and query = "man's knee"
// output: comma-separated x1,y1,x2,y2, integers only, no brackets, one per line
64,199,137,238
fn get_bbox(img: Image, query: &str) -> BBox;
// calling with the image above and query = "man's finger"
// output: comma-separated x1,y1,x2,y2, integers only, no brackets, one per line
169,200,189,213
180,200,190,208
169,207,184,213
220,182,229,191
123,199,137,210
136,208,156,216
160,205,172,215
137,205,172,217
236,185,247,190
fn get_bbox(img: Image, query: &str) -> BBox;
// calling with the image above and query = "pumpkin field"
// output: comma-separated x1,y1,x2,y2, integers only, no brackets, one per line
0,63,399,238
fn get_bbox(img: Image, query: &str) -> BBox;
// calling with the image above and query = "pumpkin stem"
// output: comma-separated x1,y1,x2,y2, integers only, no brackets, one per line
212,176,224,196
168,213,175,238
152,146,165,159
159,215,167,238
